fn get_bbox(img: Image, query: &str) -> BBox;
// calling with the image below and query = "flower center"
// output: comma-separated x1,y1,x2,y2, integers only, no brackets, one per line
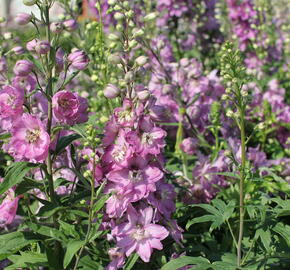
118,109,134,123
129,170,142,183
59,98,70,109
112,146,126,162
7,95,16,106
141,132,153,145
132,226,147,241
26,129,40,143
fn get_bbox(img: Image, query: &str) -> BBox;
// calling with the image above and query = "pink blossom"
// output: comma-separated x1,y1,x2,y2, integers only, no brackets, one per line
114,207,169,262
12,75,36,92
52,90,88,125
148,181,176,218
113,99,142,128
105,183,133,218
0,85,24,130
106,248,125,270
5,113,50,162
0,179,20,227
107,162,163,201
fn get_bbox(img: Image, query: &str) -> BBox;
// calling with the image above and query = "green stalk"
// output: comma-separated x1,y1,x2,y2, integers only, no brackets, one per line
237,107,246,267
73,153,96,270
43,3,55,203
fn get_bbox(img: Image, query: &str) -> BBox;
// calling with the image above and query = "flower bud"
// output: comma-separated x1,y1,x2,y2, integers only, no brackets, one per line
13,60,34,76
128,39,138,49
0,57,8,72
226,110,234,118
35,40,50,54
108,33,119,41
23,0,36,5
12,46,25,55
180,137,198,155
50,22,63,34
63,19,78,31
104,84,120,99
0,17,6,23
68,49,90,70
108,0,117,5
26,39,38,52
124,71,134,82
135,56,148,66
108,53,122,65
15,13,31,25
137,90,150,101
3,32,13,40
114,12,124,20
144,12,157,22
132,28,144,38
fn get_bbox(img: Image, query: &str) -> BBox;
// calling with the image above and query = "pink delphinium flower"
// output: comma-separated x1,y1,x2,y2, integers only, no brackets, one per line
105,183,133,218
0,85,24,130
0,179,20,228
52,90,88,125
113,99,143,128
67,49,89,70
5,113,50,162
106,248,125,270
114,207,169,262
13,60,34,76
12,75,36,92
148,181,176,218
180,137,198,155
107,161,164,201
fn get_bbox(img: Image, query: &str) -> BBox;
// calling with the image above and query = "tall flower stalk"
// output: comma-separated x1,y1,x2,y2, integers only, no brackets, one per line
220,41,248,267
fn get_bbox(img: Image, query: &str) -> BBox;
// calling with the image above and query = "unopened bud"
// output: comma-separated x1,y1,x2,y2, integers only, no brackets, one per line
124,71,134,82
135,56,148,66
114,12,124,20
104,84,120,99
108,33,119,41
108,53,122,64
137,90,150,101
23,0,36,5
144,12,157,22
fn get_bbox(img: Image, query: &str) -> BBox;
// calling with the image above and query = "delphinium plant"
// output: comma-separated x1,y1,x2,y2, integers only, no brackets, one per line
0,0,289,269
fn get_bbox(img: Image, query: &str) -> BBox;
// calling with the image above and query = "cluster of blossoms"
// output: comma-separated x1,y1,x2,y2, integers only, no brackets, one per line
93,96,181,268
0,6,90,231
225,0,258,51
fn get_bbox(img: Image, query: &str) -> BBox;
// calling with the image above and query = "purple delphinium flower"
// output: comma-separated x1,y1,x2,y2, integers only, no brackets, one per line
4,113,50,162
113,207,169,262
52,90,88,125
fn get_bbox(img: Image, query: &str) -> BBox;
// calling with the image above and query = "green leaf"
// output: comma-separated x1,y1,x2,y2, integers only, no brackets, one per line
0,133,11,140
25,222,65,241
0,162,40,195
256,228,271,251
63,240,85,269
0,231,38,260
59,220,80,238
37,203,67,217
6,252,48,270
161,256,211,270
79,255,104,270
54,133,82,156
124,253,139,270
212,261,237,270
186,215,216,230
15,177,43,196
272,223,290,246
93,194,109,213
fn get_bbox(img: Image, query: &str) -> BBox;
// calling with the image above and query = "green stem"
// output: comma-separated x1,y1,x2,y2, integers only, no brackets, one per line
237,110,246,267
73,153,96,270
